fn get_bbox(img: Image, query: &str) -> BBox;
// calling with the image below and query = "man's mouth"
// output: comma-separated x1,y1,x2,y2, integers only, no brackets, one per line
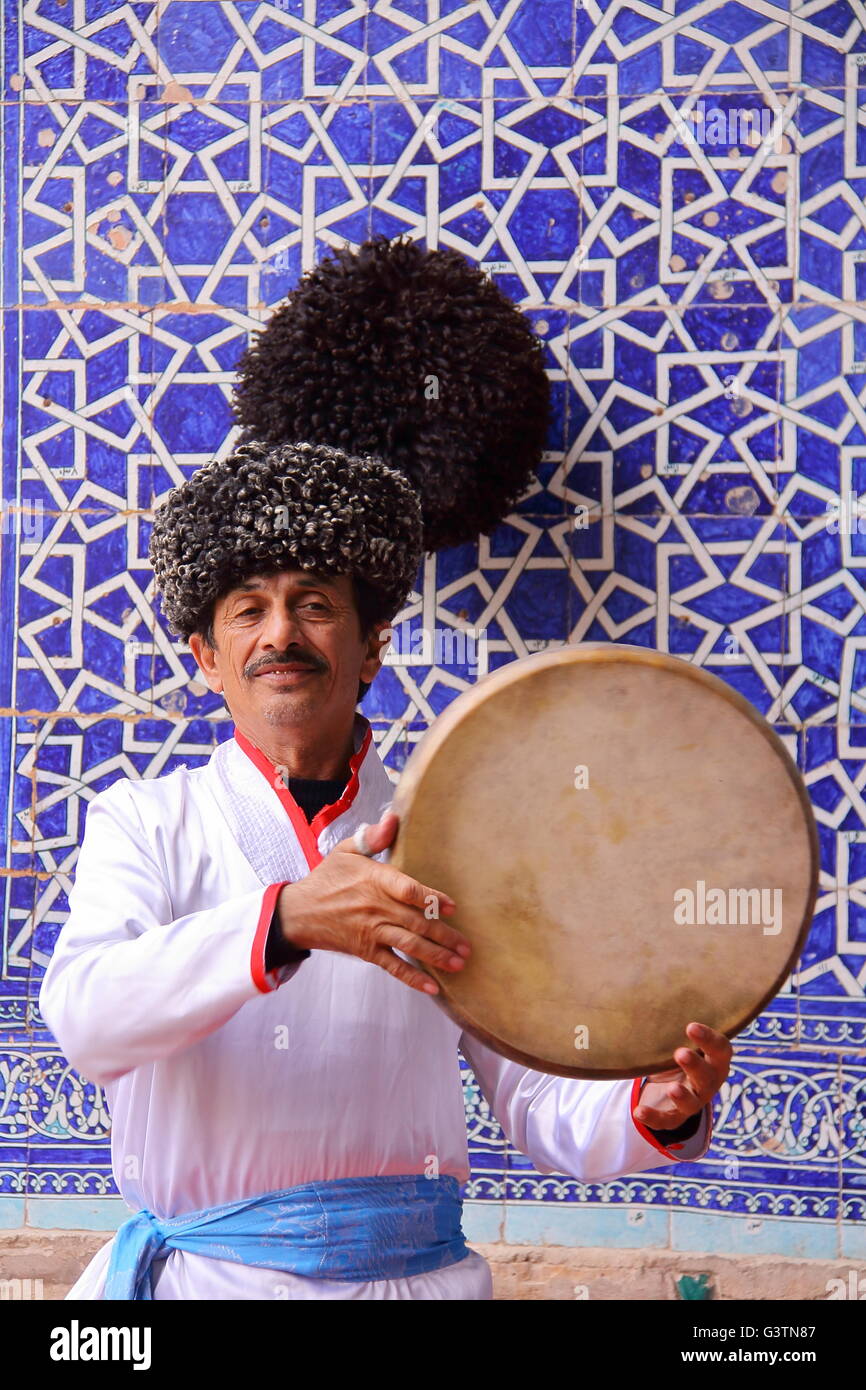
253,663,320,680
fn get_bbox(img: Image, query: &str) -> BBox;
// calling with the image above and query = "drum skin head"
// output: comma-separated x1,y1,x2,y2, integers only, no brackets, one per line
388,644,819,1079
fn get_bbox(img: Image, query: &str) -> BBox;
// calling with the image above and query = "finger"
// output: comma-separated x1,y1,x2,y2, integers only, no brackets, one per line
375,924,468,973
635,1102,697,1129
635,1084,701,1128
370,945,439,996
376,863,457,919
332,818,456,918
673,1047,717,1100
371,904,471,956
343,811,399,857
685,1022,733,1067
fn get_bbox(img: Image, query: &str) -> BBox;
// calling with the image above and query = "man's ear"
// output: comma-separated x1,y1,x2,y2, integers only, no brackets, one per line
359,620,393,686
188,632,224,695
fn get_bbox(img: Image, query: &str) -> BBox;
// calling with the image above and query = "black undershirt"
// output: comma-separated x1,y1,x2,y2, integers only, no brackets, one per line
264,774,348,972
263,774,701,1148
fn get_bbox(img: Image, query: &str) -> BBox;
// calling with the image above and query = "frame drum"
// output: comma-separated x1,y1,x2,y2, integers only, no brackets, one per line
389,644,819,1079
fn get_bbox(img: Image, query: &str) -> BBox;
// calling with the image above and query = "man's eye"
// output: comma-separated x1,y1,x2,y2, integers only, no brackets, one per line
236,607,262,618
300,602,329,613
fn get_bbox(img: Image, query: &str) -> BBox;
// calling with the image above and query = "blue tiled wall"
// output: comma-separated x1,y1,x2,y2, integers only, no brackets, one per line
1,1,864,1265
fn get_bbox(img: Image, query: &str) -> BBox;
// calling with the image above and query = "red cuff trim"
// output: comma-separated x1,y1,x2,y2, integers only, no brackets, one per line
630,1076,687,1154
630,1077,713,1156
631,1077,679,1153
251,882,289,994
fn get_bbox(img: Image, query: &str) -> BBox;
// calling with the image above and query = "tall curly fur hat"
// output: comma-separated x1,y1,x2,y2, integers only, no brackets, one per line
149,440,423,640
149,234,551,637
232,234,551,552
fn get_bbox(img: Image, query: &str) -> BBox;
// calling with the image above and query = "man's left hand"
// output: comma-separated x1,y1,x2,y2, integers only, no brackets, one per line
633,1022,732,1130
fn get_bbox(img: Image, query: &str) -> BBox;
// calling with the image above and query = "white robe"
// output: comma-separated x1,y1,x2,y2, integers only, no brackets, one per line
39,712,712,1300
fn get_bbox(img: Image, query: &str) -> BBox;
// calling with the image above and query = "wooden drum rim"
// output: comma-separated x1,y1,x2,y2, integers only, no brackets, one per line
389,643,821,1079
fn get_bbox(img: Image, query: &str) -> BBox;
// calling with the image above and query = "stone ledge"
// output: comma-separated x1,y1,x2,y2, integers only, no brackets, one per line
476,1244,866,1300
0,1231,862,1300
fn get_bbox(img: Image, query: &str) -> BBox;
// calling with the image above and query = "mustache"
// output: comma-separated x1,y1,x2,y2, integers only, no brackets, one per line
245,648,329,679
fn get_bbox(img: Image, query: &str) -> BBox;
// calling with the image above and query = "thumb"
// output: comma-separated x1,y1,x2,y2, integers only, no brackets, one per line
340,809,399,857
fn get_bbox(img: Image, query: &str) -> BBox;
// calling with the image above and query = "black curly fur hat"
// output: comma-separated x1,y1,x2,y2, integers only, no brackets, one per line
150,235,550,638
150,441,423,640
232,234,551,552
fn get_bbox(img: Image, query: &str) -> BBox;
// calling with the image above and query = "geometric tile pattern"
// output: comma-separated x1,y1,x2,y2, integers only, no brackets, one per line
2,1,865,1245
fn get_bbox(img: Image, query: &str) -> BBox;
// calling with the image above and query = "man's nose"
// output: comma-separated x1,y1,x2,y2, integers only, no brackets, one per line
260,605,305,650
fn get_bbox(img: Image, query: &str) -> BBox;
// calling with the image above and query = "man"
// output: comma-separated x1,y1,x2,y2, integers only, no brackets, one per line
40,437,732,1300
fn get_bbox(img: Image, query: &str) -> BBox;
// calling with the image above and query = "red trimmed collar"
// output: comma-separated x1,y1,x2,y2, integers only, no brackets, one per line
234,716,373,871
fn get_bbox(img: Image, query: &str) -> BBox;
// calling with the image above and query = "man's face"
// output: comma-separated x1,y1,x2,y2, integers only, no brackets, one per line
188,568,386,732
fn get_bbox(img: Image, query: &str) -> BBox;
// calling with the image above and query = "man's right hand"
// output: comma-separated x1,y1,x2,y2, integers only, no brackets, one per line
274,810,470,995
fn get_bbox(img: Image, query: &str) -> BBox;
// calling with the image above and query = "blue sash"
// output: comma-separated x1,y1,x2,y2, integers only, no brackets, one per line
103,1173,468,1299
